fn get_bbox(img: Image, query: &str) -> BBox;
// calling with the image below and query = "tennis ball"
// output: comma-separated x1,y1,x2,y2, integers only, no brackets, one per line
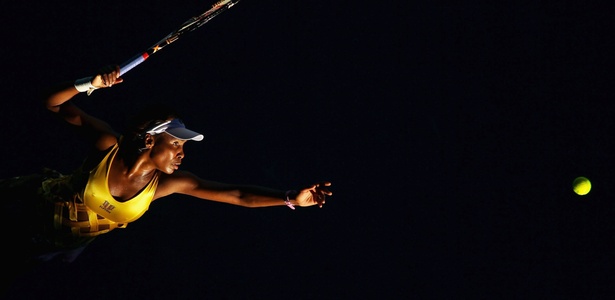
572,176,591,196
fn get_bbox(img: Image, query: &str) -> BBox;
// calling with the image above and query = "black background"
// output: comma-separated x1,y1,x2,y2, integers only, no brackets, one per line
2,1,614,299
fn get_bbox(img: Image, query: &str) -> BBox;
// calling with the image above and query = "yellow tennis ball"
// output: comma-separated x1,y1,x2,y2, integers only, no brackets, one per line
572,177,591,196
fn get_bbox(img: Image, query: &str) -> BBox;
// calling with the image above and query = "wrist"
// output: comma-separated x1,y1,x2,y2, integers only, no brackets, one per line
74,76,97,94
284,190,297,210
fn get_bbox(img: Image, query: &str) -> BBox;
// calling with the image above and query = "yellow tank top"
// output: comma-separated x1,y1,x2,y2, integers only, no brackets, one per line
83,143,160,223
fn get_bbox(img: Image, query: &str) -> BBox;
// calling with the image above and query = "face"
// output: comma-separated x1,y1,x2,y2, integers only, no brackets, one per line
148,132,188,174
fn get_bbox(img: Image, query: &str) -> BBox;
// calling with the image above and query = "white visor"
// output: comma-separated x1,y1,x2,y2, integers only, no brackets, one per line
145,119,204,141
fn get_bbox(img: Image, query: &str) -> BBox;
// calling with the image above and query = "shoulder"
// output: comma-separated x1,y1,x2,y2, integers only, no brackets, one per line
154,171,226,200
153,171,199,199
80,141,118,172
94,132,119,151
158,170,199,188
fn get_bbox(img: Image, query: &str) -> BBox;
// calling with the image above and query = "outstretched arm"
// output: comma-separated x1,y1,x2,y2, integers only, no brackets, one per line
155,171,333,209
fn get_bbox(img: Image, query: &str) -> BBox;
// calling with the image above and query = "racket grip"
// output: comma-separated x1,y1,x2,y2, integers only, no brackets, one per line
119,53,150,76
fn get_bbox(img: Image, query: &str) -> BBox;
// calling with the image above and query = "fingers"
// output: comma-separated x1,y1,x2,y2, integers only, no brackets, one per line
313,182,333,196
309,190,326,208
310,182,332,208
93,65,123,88
297,182,332,208
101,66,122,86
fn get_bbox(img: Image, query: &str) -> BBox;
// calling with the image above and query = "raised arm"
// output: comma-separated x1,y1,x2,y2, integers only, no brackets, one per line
42,65,125,150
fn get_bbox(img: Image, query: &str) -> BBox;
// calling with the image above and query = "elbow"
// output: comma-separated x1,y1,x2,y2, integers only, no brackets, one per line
225,189,251,207
237,196,258,208
44,103,59,113
42,93,63,113
234,191,260,208
41,94,57,112
40,82,77,113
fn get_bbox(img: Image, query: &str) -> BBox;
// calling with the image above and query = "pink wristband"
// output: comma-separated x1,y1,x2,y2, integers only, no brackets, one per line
285,190,296,210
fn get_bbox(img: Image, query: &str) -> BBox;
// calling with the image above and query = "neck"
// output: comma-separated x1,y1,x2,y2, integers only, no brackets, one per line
115,142,157,179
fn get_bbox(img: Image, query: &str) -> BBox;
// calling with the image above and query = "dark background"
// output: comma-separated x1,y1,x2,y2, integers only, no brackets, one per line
2,1,614,299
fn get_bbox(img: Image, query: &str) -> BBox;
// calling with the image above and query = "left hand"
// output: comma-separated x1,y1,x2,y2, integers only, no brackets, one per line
295,182,333,208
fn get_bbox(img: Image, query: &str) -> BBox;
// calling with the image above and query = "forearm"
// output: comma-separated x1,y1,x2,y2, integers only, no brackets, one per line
44,66,121,112
237,186,296,208
168,172,301,208
43,81,80,112
183,179,295,208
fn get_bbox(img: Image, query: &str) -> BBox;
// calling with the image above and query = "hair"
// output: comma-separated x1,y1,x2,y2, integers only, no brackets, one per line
121,103,182,154
127,103,182,138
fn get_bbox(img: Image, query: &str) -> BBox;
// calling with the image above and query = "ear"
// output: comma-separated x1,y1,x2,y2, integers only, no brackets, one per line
144,134,155,150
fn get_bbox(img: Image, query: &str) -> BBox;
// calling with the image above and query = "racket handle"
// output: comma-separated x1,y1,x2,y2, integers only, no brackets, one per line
119,53,150,76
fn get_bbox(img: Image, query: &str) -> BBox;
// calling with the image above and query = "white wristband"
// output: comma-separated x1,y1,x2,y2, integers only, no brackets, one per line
74,76,97,94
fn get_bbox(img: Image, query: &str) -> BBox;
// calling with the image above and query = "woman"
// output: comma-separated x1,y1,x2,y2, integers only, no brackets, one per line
3,64,332,268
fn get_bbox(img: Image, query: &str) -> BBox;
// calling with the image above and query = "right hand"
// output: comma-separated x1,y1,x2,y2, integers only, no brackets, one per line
91,65,123,88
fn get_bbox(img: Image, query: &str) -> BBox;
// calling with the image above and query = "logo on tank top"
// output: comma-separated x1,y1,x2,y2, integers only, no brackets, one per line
100,201,116,214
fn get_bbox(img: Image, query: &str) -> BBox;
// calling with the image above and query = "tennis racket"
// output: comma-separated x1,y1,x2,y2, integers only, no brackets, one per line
119,0,240,76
